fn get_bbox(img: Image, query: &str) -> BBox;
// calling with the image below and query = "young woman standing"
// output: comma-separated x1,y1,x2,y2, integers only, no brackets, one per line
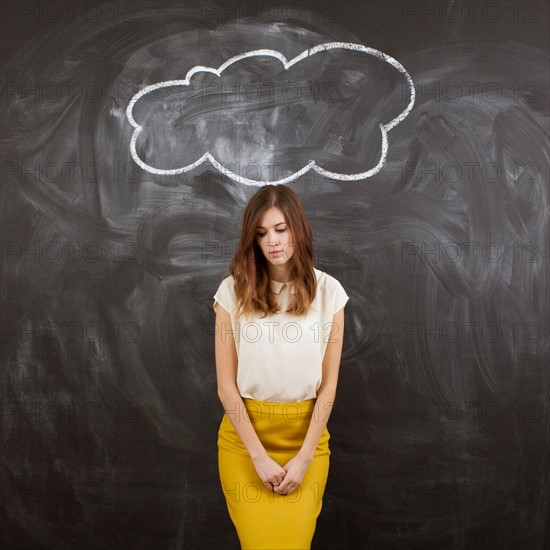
213,184,349,549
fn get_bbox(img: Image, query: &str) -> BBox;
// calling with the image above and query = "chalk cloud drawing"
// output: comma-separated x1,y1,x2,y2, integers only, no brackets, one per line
126,42,416,186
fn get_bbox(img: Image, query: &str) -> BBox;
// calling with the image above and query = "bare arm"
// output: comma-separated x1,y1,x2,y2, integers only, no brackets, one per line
214,303,267,459
297,306,345,462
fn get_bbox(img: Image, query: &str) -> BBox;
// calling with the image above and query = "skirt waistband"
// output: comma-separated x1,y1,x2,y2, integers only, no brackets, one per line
241,397,316,416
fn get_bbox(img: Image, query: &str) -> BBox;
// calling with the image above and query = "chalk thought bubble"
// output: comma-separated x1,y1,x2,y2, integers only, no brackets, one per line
126,42,415,185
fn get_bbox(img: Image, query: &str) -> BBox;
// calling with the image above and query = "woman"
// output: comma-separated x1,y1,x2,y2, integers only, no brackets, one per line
213,184,349,549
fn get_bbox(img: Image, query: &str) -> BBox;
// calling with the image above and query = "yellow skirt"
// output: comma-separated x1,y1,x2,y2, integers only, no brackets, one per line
218,398,331,550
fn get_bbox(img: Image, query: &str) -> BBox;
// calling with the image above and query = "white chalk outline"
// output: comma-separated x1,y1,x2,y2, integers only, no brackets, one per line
125,42,415,185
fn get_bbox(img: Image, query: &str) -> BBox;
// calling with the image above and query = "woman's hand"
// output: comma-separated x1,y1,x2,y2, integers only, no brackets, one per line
273,455,312,495
251,453,287,492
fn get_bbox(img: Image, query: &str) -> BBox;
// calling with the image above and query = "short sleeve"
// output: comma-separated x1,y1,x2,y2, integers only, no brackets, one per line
331,279,350,316
212,277,235,314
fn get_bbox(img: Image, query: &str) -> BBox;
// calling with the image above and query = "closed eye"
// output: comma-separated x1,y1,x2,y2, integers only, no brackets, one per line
257,228,286,237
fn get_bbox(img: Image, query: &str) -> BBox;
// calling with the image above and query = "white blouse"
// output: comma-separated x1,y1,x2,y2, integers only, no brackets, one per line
212,267,349,402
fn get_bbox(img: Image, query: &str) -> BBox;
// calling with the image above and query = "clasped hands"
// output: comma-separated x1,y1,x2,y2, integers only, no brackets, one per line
252,453,312,495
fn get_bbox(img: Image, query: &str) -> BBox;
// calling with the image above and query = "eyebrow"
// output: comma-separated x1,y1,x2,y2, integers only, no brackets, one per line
256,222,286,229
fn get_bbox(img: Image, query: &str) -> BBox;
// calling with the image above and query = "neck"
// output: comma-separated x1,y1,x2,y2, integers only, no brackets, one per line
269,267,293,283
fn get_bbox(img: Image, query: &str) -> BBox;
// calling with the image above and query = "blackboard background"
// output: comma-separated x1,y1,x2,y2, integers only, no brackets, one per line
1,1,548,549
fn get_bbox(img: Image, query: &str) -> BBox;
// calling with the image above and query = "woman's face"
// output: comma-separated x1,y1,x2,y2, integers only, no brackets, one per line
255,207,295,265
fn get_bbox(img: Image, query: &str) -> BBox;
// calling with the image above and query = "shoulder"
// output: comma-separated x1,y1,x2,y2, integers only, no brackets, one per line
313,267,326,286
219,275,237,298
314,267,343,292
220,274,234,287
213,274,238,312
313,267,349,315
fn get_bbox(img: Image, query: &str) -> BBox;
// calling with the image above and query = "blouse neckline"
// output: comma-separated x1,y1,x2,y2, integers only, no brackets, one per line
270,279,297,294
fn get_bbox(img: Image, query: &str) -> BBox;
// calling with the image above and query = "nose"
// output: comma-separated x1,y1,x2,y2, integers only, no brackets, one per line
266,232,280,244
266,239,280,251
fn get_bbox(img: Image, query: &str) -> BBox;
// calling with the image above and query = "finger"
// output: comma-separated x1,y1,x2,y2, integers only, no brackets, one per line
289,482,300,493
277,482,293,494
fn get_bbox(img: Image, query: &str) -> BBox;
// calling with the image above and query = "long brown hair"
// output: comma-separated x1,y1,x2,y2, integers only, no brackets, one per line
227,185,317,319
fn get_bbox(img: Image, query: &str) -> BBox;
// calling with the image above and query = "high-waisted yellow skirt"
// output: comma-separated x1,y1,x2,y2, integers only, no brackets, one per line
218,398,330,550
